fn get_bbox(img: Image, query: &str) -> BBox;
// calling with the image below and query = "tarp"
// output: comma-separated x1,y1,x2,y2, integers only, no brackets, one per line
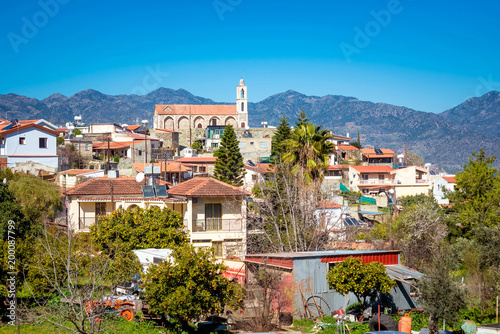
340,183,349,192
359,196,376,204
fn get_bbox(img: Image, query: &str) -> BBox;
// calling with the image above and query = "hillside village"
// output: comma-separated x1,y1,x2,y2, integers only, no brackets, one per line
0,80,499,333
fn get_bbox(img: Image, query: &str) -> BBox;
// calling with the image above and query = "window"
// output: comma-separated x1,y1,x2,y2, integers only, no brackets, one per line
362,174,368,180
1,137,5,145
211,119,217,126
199,166,206,173
138,150,142,156
252,174,257,181
241,122,245,128
259,142,268,148
205,203,222,230
379,175,385,181
85,144,90,151
197,123,202,128
211,143,218,148
95,202,106,223
212,241,223,257
19,137,26,145
153,257,163,264
238,142,246,148
38,137,47,148
241,102,244,112
250,142,254,145
74,143,79,150
241,89,244,98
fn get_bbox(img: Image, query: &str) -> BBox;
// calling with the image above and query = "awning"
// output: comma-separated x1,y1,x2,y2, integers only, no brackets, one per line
385,264,423,281
358,210,384,216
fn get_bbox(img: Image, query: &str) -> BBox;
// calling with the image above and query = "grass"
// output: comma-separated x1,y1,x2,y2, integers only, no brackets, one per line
0,318,164,334
293,316,370,334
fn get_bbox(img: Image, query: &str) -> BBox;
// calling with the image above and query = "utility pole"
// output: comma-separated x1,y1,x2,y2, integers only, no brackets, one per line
404,138,408,165
106,134,110,174
189,105,192,149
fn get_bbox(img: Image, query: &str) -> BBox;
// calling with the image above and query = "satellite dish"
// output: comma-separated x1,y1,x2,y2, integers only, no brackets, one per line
136,172,145,183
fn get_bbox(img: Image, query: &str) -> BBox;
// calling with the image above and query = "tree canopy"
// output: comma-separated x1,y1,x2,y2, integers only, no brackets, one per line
282,123,334,184
213,124,245,187
327,257,395,307
91,206,188,253
143,243,243,330
271,114,291,157
447,148,500,237
295,109,309,127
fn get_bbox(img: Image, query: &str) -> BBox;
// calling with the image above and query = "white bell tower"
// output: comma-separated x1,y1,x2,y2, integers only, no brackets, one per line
236,79,248,128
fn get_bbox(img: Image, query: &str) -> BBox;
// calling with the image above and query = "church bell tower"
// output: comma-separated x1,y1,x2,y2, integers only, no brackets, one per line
236,79,248,128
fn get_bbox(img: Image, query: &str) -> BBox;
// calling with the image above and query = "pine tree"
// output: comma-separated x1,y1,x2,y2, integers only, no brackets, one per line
271,114,291,157
213,125,245,186
295,109,309,127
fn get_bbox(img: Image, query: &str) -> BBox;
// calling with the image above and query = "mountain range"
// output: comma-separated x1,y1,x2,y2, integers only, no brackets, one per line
1,88,499,173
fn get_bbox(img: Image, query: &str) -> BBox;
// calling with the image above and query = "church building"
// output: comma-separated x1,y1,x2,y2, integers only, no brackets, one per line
153,79,249,148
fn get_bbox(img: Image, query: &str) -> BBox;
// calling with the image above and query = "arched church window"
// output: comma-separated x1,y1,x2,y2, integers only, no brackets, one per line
197,123,203,128
241,89,244,98
241,102,244,112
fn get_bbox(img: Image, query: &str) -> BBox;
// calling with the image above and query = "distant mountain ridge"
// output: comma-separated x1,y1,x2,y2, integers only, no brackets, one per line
1,88,499,173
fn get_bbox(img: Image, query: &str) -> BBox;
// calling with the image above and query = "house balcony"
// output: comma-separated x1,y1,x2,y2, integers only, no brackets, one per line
358,179,396,185
185,219,244,232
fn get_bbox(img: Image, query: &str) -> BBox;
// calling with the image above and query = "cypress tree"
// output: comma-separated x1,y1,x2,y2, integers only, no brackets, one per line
271,114,291,157
213,125,245,187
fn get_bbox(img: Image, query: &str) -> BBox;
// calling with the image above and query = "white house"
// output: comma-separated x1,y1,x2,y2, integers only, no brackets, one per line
0,119,59,171
432,176,456,205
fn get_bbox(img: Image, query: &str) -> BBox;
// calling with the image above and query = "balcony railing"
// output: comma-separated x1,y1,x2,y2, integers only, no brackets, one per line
358,179,396,185
189,219,244,232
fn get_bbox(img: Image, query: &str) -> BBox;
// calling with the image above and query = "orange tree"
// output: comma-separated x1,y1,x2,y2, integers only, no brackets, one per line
90,206,188,253
326,257,395,308
143,243,244,331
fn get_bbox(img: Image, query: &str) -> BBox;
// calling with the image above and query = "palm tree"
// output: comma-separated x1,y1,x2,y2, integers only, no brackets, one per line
282,123,334,184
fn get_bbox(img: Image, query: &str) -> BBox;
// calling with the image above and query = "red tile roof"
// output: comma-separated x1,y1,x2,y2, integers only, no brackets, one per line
352,165,394,173
59,169,99,175
327,165,350,170
155,104,237,116
0,119,58,136
92,141,131,150
65,176,143,196
126,125,141,131
155,128,181,134
244,163,274,174
361,148,394,158
443,176,456,183
331,135,351,141
318,200,343,209
132,162,191,173
337,145,360,151
176,157,217,163
168,177,248,197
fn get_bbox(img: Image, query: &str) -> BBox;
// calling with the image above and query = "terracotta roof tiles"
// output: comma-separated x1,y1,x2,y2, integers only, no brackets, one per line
168,177,248,197
65,176,143,196
155,104,237,115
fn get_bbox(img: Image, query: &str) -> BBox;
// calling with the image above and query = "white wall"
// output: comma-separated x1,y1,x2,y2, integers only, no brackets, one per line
5,127,57,169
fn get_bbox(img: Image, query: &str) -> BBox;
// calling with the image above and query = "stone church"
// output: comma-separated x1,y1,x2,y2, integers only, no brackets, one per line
153,79,249,148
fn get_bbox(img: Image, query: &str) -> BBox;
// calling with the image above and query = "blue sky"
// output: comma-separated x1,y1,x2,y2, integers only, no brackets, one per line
1,0,500,113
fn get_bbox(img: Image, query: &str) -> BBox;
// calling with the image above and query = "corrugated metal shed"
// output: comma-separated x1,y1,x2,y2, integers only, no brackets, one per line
385,264,423,281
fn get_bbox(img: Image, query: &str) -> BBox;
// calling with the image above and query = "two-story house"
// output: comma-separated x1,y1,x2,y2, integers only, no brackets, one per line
0,119,59,171
168,177,248,259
